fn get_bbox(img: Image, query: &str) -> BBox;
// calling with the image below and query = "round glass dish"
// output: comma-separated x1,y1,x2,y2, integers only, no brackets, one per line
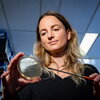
17,55,42,80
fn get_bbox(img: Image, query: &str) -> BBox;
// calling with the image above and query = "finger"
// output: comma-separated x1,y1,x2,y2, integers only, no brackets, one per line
0,71,10,86
18,77,41,85
89,73,99,78
0,71,9,79
18,78,32,84
93,75,100,83
30,77,41,83
7,52,25,71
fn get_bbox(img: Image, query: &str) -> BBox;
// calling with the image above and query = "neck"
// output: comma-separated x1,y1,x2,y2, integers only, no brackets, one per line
50,51,66,67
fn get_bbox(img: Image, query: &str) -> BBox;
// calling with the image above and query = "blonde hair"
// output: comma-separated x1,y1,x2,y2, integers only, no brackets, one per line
34,11,85,85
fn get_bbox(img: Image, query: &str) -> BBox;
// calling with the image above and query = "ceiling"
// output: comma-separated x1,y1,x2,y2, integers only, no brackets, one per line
0,0,100,59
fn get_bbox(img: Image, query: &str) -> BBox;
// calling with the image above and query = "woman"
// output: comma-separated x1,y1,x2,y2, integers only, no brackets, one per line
1,11,100,100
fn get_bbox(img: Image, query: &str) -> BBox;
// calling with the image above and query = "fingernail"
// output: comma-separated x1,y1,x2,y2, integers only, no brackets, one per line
21,52,24,55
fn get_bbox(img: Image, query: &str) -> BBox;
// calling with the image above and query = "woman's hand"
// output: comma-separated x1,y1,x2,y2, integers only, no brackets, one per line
1,52,41,96
89,73,100,99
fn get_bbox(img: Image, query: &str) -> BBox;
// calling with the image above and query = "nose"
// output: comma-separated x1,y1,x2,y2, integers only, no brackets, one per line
47,31,54,40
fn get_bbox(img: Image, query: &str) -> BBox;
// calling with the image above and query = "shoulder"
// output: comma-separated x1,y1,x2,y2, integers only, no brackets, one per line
83,64,99,76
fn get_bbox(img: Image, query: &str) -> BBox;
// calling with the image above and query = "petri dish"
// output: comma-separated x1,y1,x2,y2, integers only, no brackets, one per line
17,55,43,80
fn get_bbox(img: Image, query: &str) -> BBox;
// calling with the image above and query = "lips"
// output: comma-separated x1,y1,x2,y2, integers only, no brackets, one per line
48,40,58,45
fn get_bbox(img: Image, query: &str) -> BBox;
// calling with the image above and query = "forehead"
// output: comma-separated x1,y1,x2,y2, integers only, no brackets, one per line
39,16,63,29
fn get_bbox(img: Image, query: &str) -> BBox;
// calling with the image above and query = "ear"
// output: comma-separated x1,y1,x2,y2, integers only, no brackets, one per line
67,30,71,40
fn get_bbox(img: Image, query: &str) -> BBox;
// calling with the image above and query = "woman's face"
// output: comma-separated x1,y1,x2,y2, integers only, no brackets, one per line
39,16,71,54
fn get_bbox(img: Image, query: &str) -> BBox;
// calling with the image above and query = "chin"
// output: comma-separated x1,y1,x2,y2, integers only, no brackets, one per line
45,45,64,53
48,48,61,53
47,46,66,54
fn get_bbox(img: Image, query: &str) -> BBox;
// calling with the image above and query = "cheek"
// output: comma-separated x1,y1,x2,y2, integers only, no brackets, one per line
62,38,68,46
58,33,67,41
59,34,68,46
40,38,47,47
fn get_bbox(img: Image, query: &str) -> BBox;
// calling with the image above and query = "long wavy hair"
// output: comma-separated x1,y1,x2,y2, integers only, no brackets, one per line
34,11,85,85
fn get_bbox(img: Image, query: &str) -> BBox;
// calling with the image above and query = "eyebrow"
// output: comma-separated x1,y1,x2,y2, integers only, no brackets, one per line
39,24,61,33
51,24,61,28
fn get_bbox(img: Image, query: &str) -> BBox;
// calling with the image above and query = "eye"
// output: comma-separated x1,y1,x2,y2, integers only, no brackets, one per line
54,28,59,31
53,28,59,31
40,32,47,36
53,25,60,31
